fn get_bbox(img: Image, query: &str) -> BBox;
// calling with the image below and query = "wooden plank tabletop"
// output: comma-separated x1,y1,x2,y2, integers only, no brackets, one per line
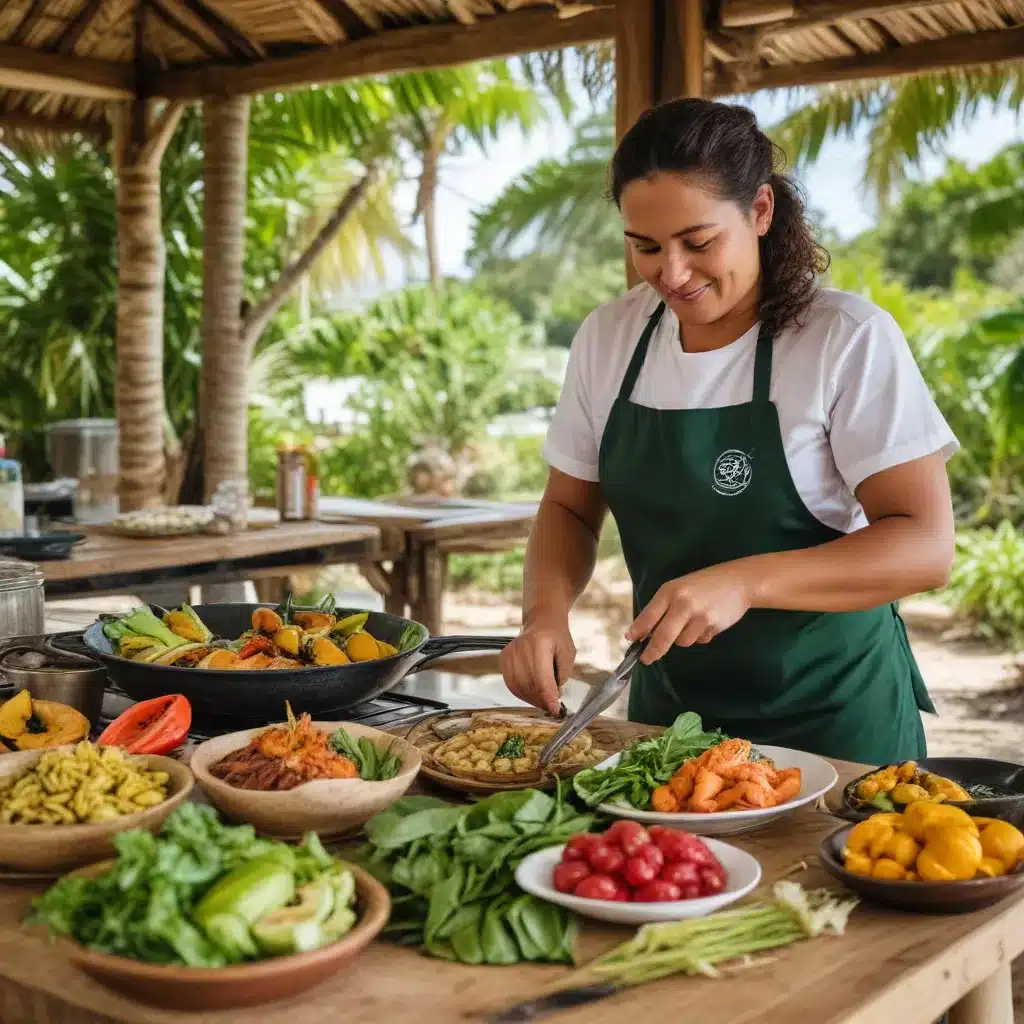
0,752,1019,1024
41,522,382,583
318,496,538,536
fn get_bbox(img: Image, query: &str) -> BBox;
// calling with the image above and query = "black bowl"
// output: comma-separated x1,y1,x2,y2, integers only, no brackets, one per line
820,824,1024,914
838,757,1024,829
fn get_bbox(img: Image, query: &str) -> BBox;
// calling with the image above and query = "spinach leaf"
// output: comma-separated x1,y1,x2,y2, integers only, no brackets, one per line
366,806,464,850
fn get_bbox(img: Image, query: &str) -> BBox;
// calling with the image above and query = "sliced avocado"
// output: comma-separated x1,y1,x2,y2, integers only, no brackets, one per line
322,869,358,942
201,913,260,962
251,878,335,956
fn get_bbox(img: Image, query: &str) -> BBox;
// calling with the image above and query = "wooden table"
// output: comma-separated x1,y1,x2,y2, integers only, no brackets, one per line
0,755,1019,1024
319,496,538,633
40,521,389,600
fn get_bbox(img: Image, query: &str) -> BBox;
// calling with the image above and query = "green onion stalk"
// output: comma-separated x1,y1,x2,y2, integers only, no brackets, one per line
566,882,859,988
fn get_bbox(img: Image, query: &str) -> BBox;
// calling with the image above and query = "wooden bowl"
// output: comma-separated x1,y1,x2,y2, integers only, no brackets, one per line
406,707,634,796
819,824,1024,914
60,859,391,1011
0,746,193,873
190,721,421,839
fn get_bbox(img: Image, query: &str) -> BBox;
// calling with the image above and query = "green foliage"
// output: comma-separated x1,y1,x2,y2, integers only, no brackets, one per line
449,549,526,592
769,67,1024,203
946,524,1024,648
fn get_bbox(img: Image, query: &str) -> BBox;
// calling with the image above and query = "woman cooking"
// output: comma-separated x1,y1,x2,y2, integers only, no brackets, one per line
500,98,958,764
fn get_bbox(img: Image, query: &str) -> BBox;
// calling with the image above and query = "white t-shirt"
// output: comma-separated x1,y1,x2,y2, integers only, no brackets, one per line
543,284,959,533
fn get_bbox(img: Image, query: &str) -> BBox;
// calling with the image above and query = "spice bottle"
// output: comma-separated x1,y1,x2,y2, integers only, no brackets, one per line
276,446,307,522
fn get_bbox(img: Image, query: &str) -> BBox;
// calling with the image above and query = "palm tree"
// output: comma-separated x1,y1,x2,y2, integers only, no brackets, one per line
467,111,614,261
768,67,1024,203
389,64,543,289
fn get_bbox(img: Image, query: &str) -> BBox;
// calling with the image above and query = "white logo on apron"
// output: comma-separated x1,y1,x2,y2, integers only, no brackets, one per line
713,449,752,496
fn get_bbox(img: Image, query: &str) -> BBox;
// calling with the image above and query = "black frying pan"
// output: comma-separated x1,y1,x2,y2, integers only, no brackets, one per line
82,603,512,721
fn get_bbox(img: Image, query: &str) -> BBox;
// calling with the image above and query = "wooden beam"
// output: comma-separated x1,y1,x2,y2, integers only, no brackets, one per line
53,0,106,55
721,0,793,28
176,0,263,60
152,5,617,98
148,0,224,58
681,0,704,97
0,42,132,99
313,0,375,42
0,107,109,140
709,23,1024,94
7,0,49,46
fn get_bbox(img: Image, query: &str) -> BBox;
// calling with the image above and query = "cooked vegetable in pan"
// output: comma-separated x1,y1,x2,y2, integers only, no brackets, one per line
852,761,979,812
101,595,403,671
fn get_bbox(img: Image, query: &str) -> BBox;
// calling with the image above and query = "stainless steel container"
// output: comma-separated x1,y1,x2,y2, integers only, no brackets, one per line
0,559,45,640
0,649,108,731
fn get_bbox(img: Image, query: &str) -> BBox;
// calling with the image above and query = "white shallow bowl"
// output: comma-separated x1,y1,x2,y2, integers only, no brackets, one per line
515,838,761,925
593,744,839,837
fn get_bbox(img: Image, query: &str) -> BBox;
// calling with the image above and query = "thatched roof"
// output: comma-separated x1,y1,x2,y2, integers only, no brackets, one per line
0,0,1022,144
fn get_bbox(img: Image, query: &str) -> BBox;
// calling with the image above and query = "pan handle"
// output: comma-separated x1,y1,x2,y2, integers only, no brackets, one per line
411,635,513,673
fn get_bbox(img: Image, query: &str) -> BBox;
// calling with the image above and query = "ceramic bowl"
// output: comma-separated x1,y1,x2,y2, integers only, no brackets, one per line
0,746,193,873
60,859,391,1011
591,744,839,837
190,721,421,839
819,824,1024,914
514,837,762,925
838,757,1024,829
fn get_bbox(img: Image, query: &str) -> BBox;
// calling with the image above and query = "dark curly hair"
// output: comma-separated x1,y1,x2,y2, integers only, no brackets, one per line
610,98,830,336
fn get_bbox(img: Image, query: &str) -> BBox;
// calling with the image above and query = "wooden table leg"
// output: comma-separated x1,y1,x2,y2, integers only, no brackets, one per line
253,577,287,604
384,557,408,617
412,541,447,635
949,962,1013,1024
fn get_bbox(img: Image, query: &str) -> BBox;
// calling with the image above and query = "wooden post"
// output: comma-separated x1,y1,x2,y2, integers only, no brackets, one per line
949,963,1013,1024
111,99,184,511
614,0,706,289
200,95,251,528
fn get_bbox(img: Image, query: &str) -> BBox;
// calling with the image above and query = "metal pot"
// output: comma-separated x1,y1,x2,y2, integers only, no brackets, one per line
0,643,109,731
0,558,44,640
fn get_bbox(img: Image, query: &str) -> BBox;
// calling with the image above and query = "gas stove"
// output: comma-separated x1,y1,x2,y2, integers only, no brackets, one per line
0,629,453,742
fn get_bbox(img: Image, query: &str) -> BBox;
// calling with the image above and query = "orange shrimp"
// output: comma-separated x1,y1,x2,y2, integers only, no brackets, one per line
688,767,726,812
718,762,775,785
668,760,700,801
651,785,681,812
698,738,752,772
714,779,776,811
772,768,802,805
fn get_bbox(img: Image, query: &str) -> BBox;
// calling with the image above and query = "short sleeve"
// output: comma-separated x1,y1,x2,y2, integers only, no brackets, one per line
542,315,601,482
826,311,960,493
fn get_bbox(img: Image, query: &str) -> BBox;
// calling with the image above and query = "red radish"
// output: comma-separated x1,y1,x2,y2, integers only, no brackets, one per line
677,880,703,900
623,855,658,887
563,834,596,861
652,829,693,863
660,861,700,888
633,880,683,902
606,820,651,856
587,843,626,875
635,843,665,872
575,874,619,901
552,861,591,893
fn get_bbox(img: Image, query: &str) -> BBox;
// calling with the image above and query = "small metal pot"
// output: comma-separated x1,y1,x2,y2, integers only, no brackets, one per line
0,559,44,640
0,643,109,731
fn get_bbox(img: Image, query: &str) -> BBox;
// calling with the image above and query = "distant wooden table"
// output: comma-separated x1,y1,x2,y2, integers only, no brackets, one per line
319,496,537,633
0,749,1019,1024
41,521,388,600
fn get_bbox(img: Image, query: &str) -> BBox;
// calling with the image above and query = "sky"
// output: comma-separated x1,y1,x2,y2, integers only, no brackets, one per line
385,88,1022,284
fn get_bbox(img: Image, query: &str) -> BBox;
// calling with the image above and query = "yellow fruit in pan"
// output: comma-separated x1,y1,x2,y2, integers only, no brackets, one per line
345,632,381,663
302,635,350,666
273,626,303,657
252,607,284,635
979,820,1024,870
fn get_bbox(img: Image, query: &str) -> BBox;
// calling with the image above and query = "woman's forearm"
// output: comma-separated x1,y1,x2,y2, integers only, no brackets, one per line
738,515,954,614
522,497,602,626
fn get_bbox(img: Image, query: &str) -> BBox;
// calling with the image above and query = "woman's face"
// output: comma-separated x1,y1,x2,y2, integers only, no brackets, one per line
620,172,773,328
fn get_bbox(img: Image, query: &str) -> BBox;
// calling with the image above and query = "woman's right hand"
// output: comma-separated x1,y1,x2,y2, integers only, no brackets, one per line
500,617,576,716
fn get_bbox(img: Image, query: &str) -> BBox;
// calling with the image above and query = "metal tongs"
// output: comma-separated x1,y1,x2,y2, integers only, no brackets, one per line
536,636,649,769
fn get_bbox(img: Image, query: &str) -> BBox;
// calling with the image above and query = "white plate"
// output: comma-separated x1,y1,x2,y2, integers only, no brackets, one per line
515,838,761,925
592,744,839,837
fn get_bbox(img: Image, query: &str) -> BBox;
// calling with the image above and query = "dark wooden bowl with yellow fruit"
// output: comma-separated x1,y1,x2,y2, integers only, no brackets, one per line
820,803,1024,914
837,757,1024,829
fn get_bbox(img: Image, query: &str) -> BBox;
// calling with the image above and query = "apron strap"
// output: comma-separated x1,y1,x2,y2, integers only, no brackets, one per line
752,324,775,405
617,302,667,401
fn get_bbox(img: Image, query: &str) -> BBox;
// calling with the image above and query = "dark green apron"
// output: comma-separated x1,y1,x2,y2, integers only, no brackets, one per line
598,302,934,763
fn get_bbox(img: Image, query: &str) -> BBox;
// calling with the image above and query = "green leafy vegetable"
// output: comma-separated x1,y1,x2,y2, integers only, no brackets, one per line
572,711,726,809
398,624,421,652
329,727,403,781
351,784,595,965
495,735,525,760
26,804,342,968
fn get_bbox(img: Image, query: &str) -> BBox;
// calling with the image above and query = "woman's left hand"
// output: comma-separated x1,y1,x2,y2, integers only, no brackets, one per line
625,563,754,664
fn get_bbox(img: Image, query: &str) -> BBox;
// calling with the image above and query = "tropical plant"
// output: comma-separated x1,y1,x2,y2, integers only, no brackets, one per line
391,64,543,289
768,68,1024,203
